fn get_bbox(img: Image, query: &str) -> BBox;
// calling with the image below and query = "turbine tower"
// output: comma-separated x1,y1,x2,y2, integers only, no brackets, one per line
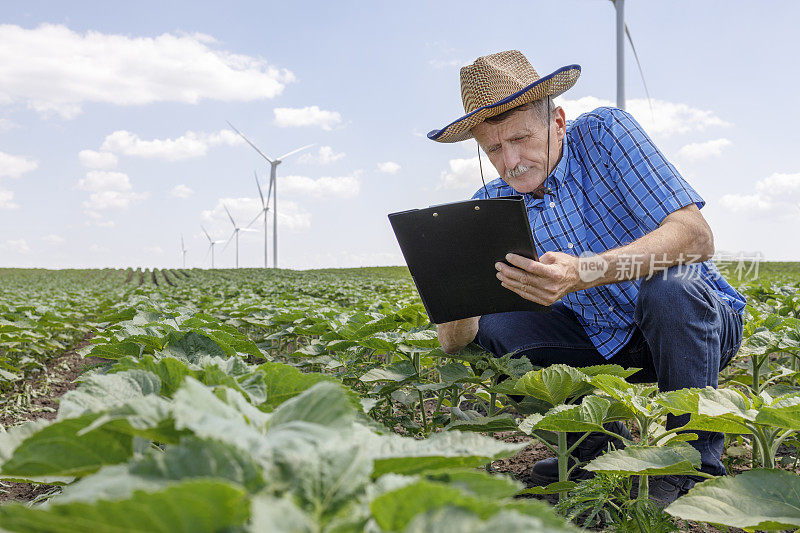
227,121,313,268
245,170,273,268
222,204,257,269
180,234,188,268
201,225,225,269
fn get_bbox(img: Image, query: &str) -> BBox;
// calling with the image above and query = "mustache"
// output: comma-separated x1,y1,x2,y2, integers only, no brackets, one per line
505,164,531,181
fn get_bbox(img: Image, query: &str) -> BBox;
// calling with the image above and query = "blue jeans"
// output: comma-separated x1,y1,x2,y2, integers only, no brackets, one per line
475,264,744,476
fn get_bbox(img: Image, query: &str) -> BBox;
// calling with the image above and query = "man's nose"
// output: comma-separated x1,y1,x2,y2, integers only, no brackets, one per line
502,144,521,172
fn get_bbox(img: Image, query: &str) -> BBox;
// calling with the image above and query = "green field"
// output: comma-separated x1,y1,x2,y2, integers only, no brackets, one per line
0,263,799,531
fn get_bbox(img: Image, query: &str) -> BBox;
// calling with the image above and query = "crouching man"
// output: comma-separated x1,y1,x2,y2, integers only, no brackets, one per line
427,50,745,506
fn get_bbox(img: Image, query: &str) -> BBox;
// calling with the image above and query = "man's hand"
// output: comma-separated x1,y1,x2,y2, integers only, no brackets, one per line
495,251,583,305
437,317,480,354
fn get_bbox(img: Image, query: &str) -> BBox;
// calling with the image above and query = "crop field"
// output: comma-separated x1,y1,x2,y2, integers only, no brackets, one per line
0,263,799,532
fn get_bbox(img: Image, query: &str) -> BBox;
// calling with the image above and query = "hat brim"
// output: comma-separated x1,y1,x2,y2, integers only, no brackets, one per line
427,64,581,143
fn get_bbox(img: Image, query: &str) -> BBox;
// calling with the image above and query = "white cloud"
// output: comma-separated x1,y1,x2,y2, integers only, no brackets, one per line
299,145,345,164
78,149,118,169
555,96,730,138
76,170,148,218
0,118,17,131
0,189,18,210
202,196,311,233
280,175,360,199
721,172,800,215
439,157,481,190
0,151,38,178
377,161,401,174
42,234,65,244
171,184,194,198
0,239,30,254
677,138,732,161
429,58,463,69
100,128,243,161
274,106,342,130
0,24,295,119
77,170,132,192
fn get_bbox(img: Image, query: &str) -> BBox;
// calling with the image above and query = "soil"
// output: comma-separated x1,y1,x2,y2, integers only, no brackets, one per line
0,336,109,505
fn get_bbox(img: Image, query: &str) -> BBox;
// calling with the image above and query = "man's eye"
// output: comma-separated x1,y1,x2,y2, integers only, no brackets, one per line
487,146,500,154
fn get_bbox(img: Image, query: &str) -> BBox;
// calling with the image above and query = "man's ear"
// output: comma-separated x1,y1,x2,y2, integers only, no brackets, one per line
554,106,567,139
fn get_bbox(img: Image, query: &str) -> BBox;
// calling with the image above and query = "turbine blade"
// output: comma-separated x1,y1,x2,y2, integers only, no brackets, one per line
625,23,654,118
221,230,236,252
181,234,185,251
277,143,315,161
226,121,274,163
266,170,274,207
240,228,259,233
201,225,213,242
223,204,237,227
245,209,263,229
255,170,265,206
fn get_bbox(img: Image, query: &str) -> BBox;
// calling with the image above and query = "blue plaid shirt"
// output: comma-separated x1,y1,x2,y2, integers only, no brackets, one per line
472,107,746,359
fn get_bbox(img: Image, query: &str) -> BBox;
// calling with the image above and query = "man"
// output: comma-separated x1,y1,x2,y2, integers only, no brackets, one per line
427,50,745,505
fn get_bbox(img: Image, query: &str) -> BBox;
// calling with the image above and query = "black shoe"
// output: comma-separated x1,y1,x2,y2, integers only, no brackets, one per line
527,421,632,486
645,475,697,507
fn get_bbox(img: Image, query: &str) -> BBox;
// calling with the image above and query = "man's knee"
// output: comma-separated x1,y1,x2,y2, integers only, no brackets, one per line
636,265,706,322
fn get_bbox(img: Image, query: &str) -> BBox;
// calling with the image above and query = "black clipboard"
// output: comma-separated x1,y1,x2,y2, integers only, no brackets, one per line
389,196,549,324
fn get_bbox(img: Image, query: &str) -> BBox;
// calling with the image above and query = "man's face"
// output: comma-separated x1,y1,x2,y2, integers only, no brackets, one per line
472,106,566,193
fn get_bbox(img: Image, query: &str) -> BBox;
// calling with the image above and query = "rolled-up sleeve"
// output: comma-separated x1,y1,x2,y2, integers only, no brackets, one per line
596,107,704,234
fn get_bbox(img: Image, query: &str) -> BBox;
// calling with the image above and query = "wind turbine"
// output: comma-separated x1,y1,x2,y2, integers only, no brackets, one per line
226,121,314,268
180,234,188,268
244,170,273,268
222,204,258,269
201,225,225,269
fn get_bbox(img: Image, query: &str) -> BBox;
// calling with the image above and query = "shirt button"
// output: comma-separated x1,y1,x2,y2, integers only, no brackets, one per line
549,201,556,208
567,242,574,249
608,306,614,312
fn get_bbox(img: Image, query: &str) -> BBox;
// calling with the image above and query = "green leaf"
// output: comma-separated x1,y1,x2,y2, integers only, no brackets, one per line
0,480,249,533
446,415,520,433
404,507,575,533
403,330,440,348
584,443,701,476
424,469,523,499
130,437,266,493
371,431,527,477
1,414,133,478
520,396,633,434
438,363,476,385
755,395,800,431
83,341,143,360
514,365,589,407
58,370,162,419
666,469,800,531
360,360,417,383
268,381,354,430
257,362,340,410
518,481,578,495
108,355,191,396
248,495,315,533
159,331,230,361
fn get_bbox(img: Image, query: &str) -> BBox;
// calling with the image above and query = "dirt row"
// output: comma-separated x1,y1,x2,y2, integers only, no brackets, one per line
0,337,108,505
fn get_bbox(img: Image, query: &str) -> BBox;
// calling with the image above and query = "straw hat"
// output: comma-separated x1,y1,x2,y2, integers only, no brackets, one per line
427,50,581,143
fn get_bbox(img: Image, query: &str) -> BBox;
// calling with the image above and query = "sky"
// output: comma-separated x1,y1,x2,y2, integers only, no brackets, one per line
1,0,799,269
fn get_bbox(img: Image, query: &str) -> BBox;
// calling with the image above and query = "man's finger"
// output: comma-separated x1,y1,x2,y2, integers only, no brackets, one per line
505,253,551,276
500,281,549,305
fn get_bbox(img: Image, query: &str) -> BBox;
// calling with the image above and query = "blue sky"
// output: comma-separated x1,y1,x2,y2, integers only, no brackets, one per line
1,0,798,269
